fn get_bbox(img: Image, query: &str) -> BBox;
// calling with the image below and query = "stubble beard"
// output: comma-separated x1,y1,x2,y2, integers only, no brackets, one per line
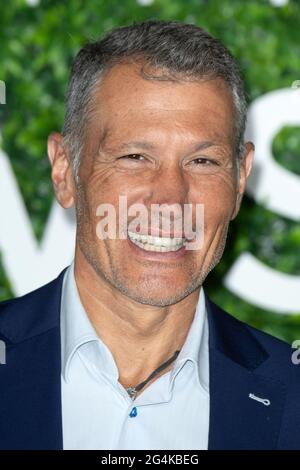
75,183,229,307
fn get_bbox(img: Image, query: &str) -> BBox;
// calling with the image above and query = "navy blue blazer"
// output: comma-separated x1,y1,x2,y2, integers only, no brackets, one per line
0,267,299,450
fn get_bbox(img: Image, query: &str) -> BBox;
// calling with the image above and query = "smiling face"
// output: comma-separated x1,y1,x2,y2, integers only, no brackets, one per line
51,62,253,307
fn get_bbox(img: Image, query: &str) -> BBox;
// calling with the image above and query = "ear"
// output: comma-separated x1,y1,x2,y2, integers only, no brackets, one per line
230,141,254,220
47,132,75,208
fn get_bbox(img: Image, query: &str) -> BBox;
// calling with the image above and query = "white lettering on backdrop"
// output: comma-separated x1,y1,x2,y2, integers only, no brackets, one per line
225,88,300,313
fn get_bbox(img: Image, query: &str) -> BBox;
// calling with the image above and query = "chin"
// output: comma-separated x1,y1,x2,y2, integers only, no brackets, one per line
126,292,185,307
117,280,195,307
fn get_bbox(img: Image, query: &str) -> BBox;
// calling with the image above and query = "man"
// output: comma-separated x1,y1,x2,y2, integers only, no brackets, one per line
0,20,299,450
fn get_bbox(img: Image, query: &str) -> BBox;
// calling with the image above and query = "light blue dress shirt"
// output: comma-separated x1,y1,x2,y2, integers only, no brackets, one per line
61,262,210,450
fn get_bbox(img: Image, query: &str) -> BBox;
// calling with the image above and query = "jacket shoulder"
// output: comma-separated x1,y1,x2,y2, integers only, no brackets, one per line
209,297,291,350
206,296,298,380
0,268,67,343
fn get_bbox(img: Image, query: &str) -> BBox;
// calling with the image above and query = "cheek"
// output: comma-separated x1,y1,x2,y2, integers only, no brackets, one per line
85,176,154,230
205,191,236,217
190,178,237,231
81,171,120,218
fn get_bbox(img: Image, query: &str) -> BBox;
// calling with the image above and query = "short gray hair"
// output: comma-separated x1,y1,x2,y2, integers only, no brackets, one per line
62,20,247,177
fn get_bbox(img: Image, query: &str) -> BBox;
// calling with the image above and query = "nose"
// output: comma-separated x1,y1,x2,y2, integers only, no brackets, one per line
146,162,189,207
141,163,190,235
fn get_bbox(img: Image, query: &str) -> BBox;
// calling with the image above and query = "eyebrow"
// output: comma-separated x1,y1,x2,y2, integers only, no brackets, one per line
189,141,221,153
117,141,158,152
102,140,219,154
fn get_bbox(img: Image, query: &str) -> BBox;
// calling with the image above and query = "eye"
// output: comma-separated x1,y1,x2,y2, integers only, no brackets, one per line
118,154,145,161
116,153,148,169
187,156,222,175
192,157,217,165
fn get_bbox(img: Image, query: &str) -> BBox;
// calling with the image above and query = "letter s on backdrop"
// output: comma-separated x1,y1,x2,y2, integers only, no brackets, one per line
224,89,300,314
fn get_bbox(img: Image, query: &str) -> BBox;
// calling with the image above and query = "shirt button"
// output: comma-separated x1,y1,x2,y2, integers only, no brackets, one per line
129,407,138,418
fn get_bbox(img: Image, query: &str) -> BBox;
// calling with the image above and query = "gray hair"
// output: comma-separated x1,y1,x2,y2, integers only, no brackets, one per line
62,20,247,178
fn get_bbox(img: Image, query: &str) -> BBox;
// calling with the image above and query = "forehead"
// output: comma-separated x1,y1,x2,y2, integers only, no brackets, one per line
89,63,236,146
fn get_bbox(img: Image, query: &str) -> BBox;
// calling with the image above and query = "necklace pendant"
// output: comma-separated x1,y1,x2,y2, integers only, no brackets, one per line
126,387,137,400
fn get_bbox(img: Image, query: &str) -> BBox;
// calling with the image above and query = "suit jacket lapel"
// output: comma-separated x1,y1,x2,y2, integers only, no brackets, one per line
0,269,66,450
206,297,287,450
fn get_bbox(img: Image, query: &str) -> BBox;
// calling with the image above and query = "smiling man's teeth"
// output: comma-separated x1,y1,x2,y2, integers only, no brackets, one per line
128,231,185,252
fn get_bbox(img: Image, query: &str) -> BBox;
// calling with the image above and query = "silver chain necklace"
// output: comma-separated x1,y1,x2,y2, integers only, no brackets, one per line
126,349,181,400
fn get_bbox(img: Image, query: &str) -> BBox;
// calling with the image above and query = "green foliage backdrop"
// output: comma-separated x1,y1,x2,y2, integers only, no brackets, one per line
1,0,300,343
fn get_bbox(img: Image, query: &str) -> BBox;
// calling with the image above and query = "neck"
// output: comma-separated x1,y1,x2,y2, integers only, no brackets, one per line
74,248,201,390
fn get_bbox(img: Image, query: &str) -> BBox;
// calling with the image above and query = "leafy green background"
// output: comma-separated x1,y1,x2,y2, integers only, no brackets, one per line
1,0,300,343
